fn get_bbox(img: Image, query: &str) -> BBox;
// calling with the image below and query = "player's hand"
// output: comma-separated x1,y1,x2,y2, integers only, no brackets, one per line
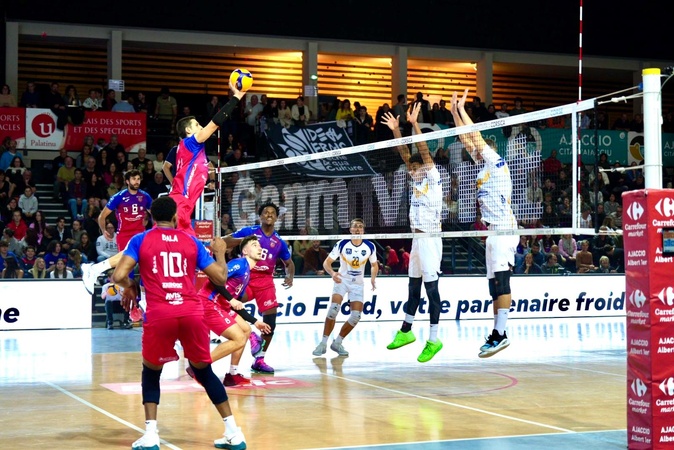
255,320,272,334
230,299,244,310
371,279,377,291
332,273,342,284
211,237,226,254
458,88,469,111
382,111,400,131
282,276,293,288
407,102,421,125
120,283,138,312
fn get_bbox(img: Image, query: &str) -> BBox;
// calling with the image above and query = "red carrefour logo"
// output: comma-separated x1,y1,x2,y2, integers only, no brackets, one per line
31,113,57,137
626,201,644,221
655,198,674,218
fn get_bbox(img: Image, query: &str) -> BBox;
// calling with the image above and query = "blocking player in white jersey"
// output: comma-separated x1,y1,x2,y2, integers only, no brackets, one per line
312,218,378,357
382,102,445,363
450,88,518,358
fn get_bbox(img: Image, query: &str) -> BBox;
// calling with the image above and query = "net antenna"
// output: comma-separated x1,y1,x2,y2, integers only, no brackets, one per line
214,129,222,238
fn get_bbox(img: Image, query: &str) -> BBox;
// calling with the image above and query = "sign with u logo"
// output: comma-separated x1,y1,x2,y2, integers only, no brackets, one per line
25,109,63,149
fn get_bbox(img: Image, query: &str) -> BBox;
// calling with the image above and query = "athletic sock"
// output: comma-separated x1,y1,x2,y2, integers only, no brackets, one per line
223,415,238,436
334,336,343,345
145,420,157,433
495,308,509,335
401,314,415,332
429,324,438,342
229,365,238,376
321,335,329,345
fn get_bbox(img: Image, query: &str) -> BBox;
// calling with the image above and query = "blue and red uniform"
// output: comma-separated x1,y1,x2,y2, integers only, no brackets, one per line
198,257,251,335
106,188,152,250
168,134,209,235
231,226,291,313
124,226,215,366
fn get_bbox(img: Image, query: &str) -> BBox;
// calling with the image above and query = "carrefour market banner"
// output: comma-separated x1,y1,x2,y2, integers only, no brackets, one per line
6,108,146,152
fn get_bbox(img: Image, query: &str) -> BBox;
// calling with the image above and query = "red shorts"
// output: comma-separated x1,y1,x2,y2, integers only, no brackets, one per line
116,232,138,251
141,314,211,366
169,192,196,236
244,273,278,314
202,298,238,336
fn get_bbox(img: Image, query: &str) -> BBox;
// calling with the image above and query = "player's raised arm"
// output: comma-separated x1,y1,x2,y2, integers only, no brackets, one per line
450,89,489,161
195,80,249,143
382,110,412,169
407,102,433,166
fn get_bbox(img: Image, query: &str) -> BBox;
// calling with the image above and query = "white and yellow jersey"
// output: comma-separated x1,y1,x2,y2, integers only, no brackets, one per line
328,239,377,285
409,165,442,232
477,145,517,230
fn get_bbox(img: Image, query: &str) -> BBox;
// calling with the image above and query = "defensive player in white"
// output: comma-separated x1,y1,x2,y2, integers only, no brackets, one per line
312,218,378,357
450,88,518,358
383,102,445,363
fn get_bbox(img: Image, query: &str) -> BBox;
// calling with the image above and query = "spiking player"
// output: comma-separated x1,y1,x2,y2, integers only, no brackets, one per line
112,196,247,450
81,169,152,294
450,88,518,358
383,102,445,363
312,218,378,357
189,235,272,387
224,201,294,374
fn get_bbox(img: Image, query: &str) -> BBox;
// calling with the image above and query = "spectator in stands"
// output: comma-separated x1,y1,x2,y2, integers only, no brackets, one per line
53,216,74,251
631,173,646,191
67,168,88,220
1,254,23,279
469,96,487,123
528,241,546,267
3,228,23,257
83,88,102,111
0,84,16,107
603,192,619,216
112,93,135,112
144,171,168,199
291,95,311,127
76,231,97,263
104,135,125,155
527,179,543,204
82,204,101,240
594,255,616,274
0,139,21,172
629,113,644,132
398,247,410,273
107,172,125,198
7,210,27,241
336,98,355,127
21,245,37,270
302,240,328,275
591,226,616,253
80,156,99,188
101,89,117,111
29,210,47,248
557,197,572,227
101,161,119,186
131,147,150,173
514,252,542,275
509,97,527,116
19,227,40,255
25,256,47,279
579,204,593,230
542,253,567,275
152,150,166,173
42,82,68,129
225,146,245,167
354,105,374,145
67,248,84,278
541,204,559,228
19,81,40,108
291,227,311,275
277,99,292,128
70,219,85,248
0,171,9,212
49,258,73,279
63,84,81,107
55,156,76,202
116,151,129,171
3,196,21,221
548,244,566,267
43,239,67,270
135,92,148,113
5,156,26,197
612,113,631,131
383,245,399,274
76,144,94,169
576,240,596,273
88,173,108,210
96,221,118,262
609,204,623,229
603,244,624,273
18,186,38,223
154,86,178,133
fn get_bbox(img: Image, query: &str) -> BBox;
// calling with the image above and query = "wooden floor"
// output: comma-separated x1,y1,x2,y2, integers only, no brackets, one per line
0,318,627,449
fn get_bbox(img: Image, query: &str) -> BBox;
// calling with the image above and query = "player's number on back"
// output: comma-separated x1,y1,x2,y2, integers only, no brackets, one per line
160,251,185,277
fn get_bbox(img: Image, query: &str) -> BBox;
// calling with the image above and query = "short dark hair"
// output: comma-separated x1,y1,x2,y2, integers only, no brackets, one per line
150,196,177,223
258,201,279,217
241,234,259,251
176,116,196,138
125,169,142,181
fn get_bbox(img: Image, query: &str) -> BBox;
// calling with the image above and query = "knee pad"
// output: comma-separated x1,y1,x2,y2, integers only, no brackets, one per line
141,364,162,405
190,363,228,404
263,313,277,336
347,310,361,326
489,270,512,299
326,302,340,321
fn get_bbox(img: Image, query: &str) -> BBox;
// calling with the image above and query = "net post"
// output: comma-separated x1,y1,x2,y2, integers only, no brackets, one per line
642,68,663,188
214,128,222,237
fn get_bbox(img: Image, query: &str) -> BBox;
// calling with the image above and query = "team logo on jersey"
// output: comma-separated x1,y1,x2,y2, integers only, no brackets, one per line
361,250,366,256
270,239,276,248
123,196,130,201
346,248,352,255
137,195,144,202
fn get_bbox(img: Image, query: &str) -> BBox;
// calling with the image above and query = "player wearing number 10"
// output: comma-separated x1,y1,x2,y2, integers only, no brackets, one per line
113,196,247,450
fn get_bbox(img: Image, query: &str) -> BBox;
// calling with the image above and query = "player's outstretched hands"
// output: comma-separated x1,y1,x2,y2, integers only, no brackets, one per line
382,111,400,131
407,101,421,125
255,320,272,334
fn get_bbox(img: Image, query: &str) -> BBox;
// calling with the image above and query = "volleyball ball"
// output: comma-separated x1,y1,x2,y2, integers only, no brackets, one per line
107,284,121,296
230,68,253,91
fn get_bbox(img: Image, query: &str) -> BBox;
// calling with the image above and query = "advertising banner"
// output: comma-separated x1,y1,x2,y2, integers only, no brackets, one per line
624,189,674,449
63,111,146,152
0,107,26,145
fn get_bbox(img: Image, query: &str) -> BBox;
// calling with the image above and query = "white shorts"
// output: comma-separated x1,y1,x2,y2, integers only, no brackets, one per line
409,235,442,282
332,278,365,302
485,234,519,279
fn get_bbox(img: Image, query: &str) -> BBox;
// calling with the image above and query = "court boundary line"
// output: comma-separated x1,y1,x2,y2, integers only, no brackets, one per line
302,428,627,450
321,372,574,433
44,381,183,450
